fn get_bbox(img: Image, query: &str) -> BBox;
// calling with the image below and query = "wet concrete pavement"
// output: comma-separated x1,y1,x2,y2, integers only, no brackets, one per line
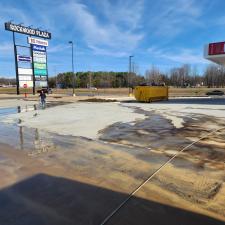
0,100,225,225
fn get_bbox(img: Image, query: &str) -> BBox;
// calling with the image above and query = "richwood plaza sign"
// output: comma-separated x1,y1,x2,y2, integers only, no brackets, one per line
5,22,51,39
4,22,51,94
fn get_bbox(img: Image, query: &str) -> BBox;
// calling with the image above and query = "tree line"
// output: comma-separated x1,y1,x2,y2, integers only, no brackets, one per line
48,71,145,88
145,64,225,88
1,64,225,88
0,77,16,86
49,64,225,88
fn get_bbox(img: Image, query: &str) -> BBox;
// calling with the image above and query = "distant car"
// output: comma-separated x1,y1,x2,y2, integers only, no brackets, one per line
47,88,53,94
206,90,224,96
89,87,97,90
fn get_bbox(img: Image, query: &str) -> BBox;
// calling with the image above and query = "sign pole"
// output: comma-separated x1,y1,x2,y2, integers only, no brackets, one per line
45,47,49,90
30,36,35,95
13,32,19,95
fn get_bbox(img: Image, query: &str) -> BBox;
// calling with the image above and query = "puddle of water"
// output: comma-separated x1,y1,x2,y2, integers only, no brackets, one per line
0,120,83,157
0,106,40,152
0,105,38,118
0,107,18,117
0,104,75,154
0,101,71,117
0,122,50,152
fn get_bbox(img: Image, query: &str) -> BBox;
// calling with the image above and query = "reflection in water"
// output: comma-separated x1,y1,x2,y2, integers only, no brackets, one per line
10,124,57,156
17,106,21,113
19,126,24,150
17,105,38,113
15,125,46,153
35,128,39,142
0,120,54,155
34,128,41,151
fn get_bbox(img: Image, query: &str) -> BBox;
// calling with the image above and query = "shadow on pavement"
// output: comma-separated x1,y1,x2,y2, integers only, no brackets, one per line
0,174,224,225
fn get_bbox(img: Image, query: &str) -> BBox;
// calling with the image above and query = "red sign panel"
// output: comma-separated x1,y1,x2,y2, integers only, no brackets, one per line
208,42,225,55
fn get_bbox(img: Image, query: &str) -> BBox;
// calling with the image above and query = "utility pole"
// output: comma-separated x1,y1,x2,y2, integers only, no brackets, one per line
89,71,92,88
54,66,57,91
129,55,134,95
68,41,75,96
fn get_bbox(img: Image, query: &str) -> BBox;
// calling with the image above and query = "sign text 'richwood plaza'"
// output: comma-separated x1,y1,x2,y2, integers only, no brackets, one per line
5,22,51,39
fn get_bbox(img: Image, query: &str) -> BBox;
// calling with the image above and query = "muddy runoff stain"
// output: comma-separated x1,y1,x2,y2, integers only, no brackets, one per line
99,107,225,168
98,108,225,223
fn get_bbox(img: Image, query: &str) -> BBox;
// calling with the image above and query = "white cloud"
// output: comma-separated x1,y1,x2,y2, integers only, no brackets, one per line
48,44,70,53
60,1,144,57
147,0,209,37
0,42,13,55
147,46,209,64
0,5,32,26
99,0,144,30
88,45,128,57
0,2,54,36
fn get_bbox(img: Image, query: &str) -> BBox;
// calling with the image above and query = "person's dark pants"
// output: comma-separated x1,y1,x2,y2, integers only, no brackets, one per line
41,99,46,108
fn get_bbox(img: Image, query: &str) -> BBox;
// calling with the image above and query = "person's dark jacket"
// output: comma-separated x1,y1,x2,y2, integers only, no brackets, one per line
39,92,46,100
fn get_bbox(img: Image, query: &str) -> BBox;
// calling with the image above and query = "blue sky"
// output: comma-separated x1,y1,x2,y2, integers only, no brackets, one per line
0,0,224,77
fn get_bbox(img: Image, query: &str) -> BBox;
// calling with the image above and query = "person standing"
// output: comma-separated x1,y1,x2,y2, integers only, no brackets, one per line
39,90,46,109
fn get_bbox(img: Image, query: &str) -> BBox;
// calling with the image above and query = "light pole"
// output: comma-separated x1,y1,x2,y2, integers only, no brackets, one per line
129,55,134,95
68,41,75,96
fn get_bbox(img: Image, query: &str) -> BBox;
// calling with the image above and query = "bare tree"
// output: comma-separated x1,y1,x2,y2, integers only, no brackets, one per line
145,65,163,85
204,64,225,88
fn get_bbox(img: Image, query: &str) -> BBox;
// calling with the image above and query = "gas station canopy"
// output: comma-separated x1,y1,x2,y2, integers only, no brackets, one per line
204,42,225,65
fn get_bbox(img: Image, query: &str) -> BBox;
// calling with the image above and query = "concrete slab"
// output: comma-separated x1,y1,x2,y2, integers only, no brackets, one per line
2,102,145,139
0,98,224,225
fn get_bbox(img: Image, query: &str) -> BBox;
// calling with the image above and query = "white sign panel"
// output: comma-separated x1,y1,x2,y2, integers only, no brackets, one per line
18,68,33,75
33,50,46,57
19,75,32,81
28,37,48,46
35,81,48,87
19,81,33,88
33,56,47,63
35,76,47,81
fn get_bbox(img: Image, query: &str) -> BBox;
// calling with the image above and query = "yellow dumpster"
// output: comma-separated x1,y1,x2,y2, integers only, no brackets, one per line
134,86,168,102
